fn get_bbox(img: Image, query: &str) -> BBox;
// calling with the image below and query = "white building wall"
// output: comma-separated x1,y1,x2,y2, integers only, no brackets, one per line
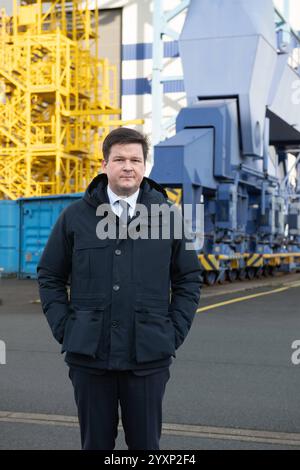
98,0,187,168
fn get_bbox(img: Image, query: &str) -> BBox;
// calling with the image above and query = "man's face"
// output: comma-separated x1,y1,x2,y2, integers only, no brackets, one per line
102,143,146,196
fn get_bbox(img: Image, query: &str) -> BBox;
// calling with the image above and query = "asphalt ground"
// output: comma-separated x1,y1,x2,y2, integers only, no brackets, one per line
0,272,300,450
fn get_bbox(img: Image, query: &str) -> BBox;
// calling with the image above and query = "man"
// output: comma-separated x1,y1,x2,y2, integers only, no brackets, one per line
37,127,202,450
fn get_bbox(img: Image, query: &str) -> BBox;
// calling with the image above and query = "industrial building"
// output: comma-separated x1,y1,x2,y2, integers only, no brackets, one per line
0,0,300,283
1,0,300,452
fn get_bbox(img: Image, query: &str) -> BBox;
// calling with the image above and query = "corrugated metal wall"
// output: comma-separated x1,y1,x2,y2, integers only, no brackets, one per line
0,195,82,278
98,9,122,108
19,195,82,278
0,201,19,275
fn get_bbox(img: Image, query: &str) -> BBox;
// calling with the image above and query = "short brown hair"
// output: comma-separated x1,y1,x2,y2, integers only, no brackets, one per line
102,127,149,162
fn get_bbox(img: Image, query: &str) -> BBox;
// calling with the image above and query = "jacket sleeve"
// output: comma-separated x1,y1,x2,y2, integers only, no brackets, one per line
37,208,73,344
169,230,202,351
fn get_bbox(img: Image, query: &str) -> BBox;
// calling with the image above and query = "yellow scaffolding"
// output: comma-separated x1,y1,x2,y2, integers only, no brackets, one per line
0,1,142,199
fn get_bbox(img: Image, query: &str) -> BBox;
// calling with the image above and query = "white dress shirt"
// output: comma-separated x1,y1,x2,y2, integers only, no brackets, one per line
107,184,140,219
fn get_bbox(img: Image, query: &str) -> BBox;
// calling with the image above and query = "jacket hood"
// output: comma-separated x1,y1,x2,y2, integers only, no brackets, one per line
83,173,169,208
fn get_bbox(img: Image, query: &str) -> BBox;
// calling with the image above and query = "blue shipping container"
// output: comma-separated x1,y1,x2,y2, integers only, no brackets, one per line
19,194,82,278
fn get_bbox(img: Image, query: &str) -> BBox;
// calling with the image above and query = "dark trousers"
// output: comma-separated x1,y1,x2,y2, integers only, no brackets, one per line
68,367,170,450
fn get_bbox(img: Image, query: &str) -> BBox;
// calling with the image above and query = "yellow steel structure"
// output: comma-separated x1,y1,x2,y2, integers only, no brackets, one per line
165,187,182,206
0,1,142,199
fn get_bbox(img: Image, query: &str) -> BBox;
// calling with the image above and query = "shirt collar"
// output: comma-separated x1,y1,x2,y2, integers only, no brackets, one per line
107,184,140,209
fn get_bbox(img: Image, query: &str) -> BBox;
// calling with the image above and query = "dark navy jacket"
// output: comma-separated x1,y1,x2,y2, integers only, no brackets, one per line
37,174,202,371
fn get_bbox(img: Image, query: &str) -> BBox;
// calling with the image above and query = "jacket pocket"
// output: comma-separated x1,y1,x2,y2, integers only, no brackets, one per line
61,307,104,358
72,239,109,279
134,309,176,363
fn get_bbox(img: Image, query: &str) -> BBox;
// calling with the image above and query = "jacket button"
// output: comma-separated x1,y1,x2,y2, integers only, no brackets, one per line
113,284,120,291
111,320,119,328
115,249,121,256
